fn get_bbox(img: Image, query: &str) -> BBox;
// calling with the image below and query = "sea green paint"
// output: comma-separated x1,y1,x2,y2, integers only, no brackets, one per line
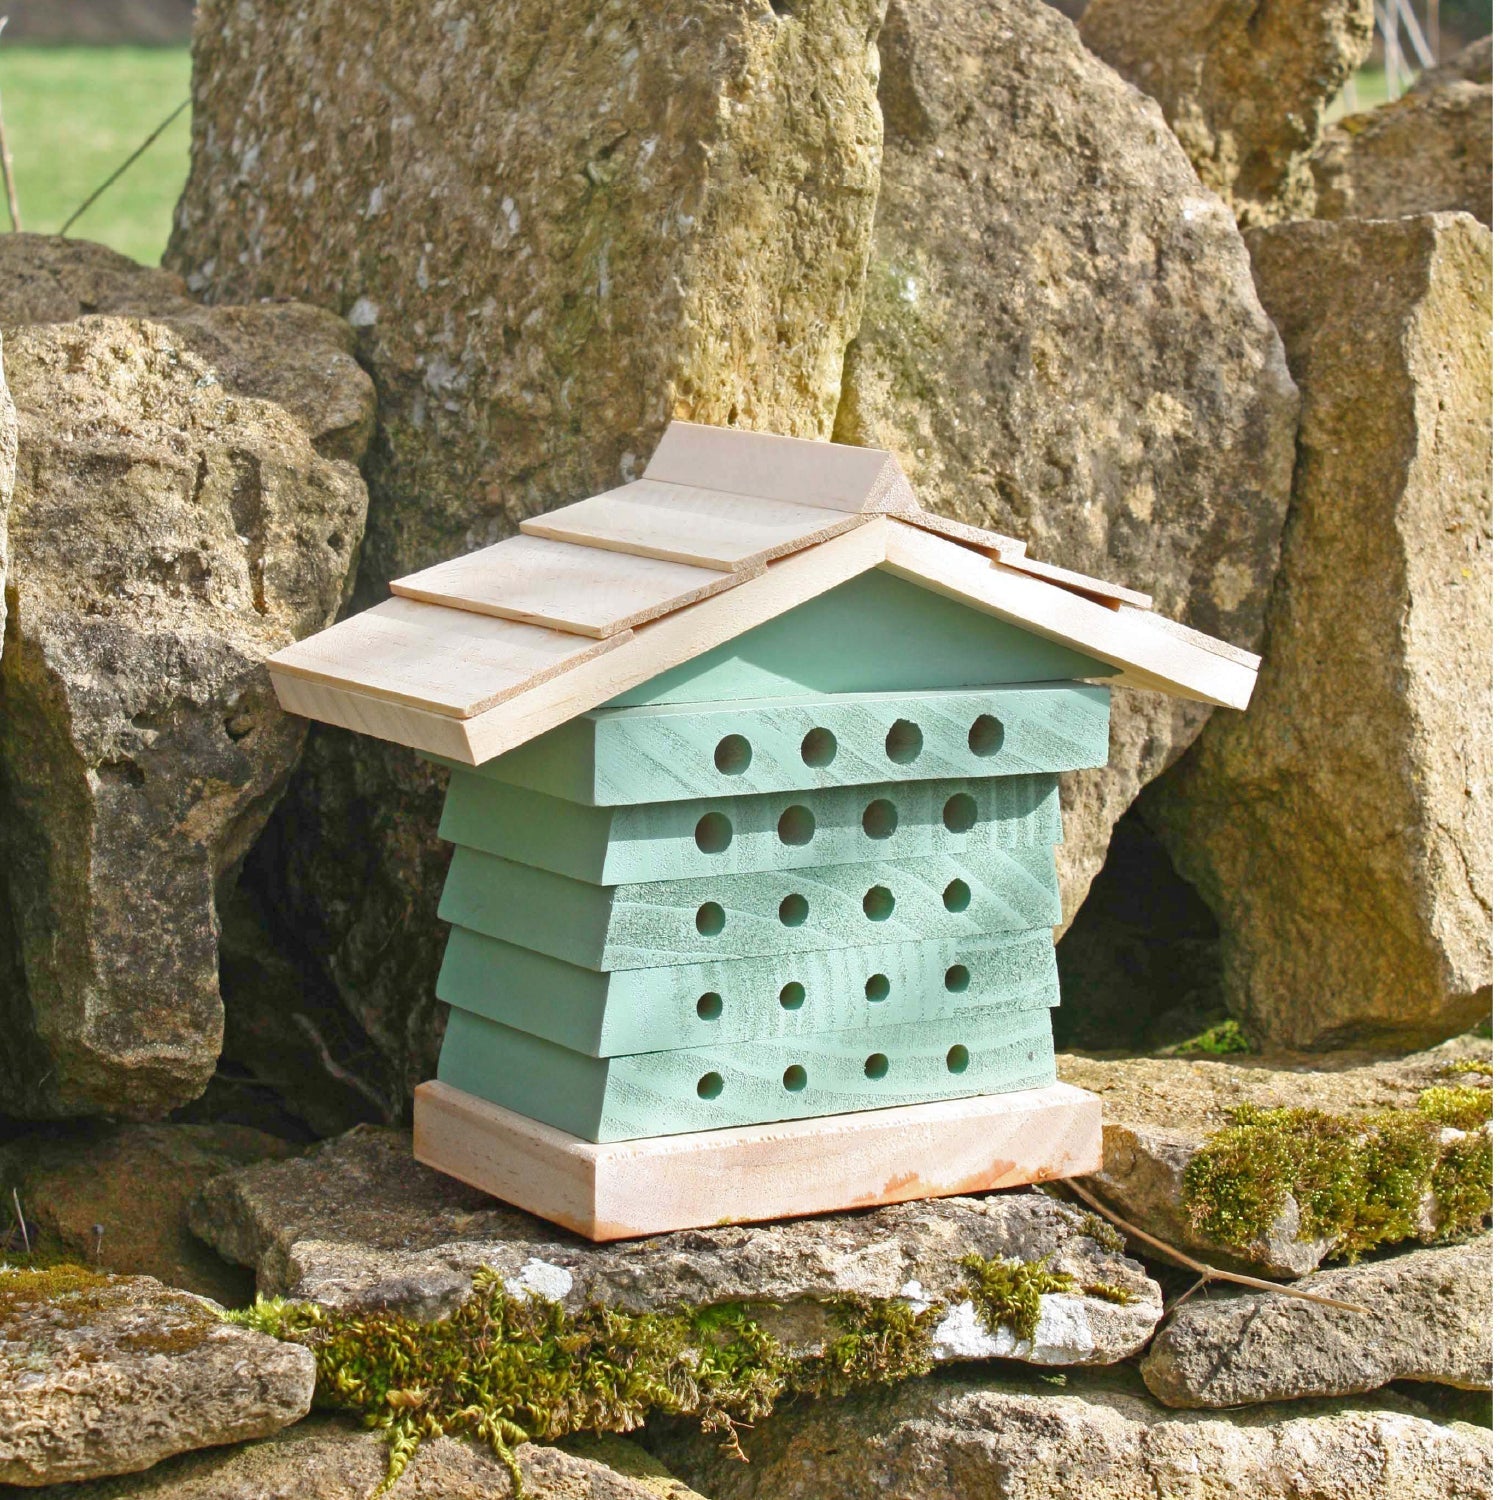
437,1003,1057,1142
466,682,1110,805
437,926,1060,1056
607,570,1116,706
438,845,1063,971
439,771,1062,885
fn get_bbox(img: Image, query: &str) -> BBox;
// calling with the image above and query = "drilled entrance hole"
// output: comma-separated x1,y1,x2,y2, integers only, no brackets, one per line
778,805,815,846
800,727,837,768
696,901,726,936
864,1053,889,1080
714,734,752,776
863,885,895,922
968,714,1004,757
943,793,978,834
946,1044,970,1074
885,718,923,764
696,992,723,1021
779,893,809,927
944,964,971,994
943,879,971,913
782,1064,808,1093
695,812,733,854
697,1071,724,1100
779,981,806,1010
864,972,890,1002
862,798,898,839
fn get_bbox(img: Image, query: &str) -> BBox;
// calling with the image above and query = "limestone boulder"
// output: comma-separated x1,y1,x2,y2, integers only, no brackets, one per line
1145,214,1492,1051
0,330,15,660
1059,1036,1492,1275
834,0,1298,925
0,1123,298,1304
188,1126,1162,1367
1141,1237,1493,1408
648,1368,1492,1500
1078,0,1373,223
22,1418,705,1499
1412,34,1492,92
166,0,888,1106
0,311,370,1120
0,1267,315,1487
1310,77,1493,228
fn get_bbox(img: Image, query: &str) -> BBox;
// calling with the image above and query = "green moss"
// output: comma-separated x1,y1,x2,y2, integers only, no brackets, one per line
1080,1282,1135,1306
1165,1019,1253,1057
792,1295,940,1398
957,1255,1076,1344
1182,1100,1492,1262
1441,1059,1493,1079
1417,1085,1493,1131
1073,1211,1126,1255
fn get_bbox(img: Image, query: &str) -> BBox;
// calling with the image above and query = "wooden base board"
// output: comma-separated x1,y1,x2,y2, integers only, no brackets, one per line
413,1078,1102,1241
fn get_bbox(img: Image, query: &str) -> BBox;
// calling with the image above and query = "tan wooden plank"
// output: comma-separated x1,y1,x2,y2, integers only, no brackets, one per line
270,520,891,763
267,596,626,719
1117,606,1262,670
390,534,746,639
413,1078,1102,1241
520,479,863,570
903,510,1028,560
998,555,1153,610
882,521,1258,709
643,420,922,515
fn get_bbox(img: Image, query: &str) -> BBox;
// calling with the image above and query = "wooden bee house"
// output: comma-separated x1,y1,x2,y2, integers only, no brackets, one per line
268,422,1259,1240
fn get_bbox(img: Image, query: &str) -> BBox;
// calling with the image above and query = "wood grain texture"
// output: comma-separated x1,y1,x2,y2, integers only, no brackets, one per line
1000,554,1153,610
390,534,745,638
642,421,922,515
413,1079,1103,1239
519,479,864,570
437,926,1060,1056
267,596,626,719
883,522,1258,709
436,1004,1056,1141
472,682,1110,804
901,510,1028,560
437,845,1063,970
439,771,1063,884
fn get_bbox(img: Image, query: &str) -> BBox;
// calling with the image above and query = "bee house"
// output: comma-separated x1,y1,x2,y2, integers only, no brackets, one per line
268,422,1259,1240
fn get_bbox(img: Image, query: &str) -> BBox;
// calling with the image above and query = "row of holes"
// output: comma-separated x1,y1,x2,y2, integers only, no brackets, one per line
693,963,971,1022
695,1044,971,1100
712,714,1006,778
693,792,978,855
693,878,970,936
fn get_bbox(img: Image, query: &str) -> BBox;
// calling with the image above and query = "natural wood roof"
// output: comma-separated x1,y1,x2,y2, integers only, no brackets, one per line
269,422,1259,766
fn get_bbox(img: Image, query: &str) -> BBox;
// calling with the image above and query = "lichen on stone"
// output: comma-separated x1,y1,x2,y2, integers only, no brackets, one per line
1181,1100,1493,1261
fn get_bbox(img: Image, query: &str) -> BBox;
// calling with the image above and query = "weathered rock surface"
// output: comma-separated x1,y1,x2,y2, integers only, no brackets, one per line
0,329,15,661
1145,214,1492,1051
0,1124,298,1304
648,1367,1492,1500
0,298,371,1120
166,0,889,1110
0,1267,315,1487
835,0,1298,925
1141,1237,1493,1408
1412,34,1492,92
1310,75,1493,227
21,1416,700,1498
189,1126,1161,1366
1059,1034,1492,1275
1079,0,1372,223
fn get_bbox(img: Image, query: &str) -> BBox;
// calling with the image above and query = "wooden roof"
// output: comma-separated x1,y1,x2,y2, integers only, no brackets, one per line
269,422,1259,766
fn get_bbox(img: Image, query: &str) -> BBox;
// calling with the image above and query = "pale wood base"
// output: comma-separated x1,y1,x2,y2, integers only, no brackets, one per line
414,1079,1102,1241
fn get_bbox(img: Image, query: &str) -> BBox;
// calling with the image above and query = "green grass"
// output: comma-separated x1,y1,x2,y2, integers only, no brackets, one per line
0,46,191,265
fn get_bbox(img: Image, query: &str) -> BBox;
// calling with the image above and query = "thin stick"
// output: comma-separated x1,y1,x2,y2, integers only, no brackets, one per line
1064,1179,1369,1315
59,96,189,239
11,1187,29,1256
0,19,20,231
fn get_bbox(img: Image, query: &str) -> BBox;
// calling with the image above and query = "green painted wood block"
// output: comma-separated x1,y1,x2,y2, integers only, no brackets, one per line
437,846,1063,970
439,771,1062,884
458,682,1109,805
436,1002,1058,1142
609,569,1114,705
437,926,1060,1056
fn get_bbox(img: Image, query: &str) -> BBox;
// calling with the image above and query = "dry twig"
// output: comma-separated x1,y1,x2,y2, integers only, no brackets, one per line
59,96,190,238
1063,1178,1368,1315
